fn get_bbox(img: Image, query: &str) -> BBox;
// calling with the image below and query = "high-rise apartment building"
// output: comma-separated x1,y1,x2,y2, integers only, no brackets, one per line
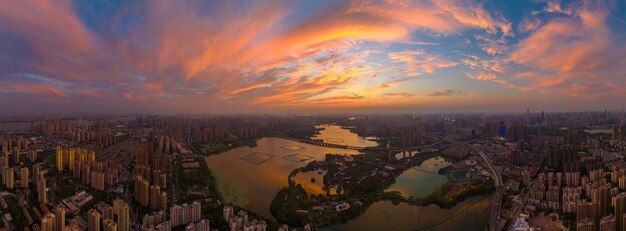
41,213,56,231
103,219,117,231
613,193,626,230
55,205,66,231
37,173,48,204
88,209,101,231
21,167,29,188
56,145,63,172
578,218,593,231
600,215,615,231
118,202,130,231
5,167,14,189
599,186,611,217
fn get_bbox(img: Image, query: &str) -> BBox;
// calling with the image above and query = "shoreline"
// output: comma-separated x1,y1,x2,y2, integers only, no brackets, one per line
271,153,495,227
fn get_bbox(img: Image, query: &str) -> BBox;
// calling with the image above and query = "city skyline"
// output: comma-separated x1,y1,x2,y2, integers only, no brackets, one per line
1,0,626,114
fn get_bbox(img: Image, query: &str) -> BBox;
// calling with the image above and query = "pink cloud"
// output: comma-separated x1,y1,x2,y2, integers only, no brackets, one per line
1,83,70,98
544,0,573,15
78,87,103,98
517,16,542,34
504,1,625,98
144,81,164,93
123,92,133,101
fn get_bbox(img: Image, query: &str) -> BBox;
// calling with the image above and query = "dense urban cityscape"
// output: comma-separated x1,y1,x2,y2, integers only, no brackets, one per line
0,112,623,230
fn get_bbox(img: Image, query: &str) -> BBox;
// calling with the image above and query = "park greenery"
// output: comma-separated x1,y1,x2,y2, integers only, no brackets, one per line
271,152,496,227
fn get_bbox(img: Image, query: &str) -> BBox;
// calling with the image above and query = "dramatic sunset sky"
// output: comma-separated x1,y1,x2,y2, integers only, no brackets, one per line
1,0,625,114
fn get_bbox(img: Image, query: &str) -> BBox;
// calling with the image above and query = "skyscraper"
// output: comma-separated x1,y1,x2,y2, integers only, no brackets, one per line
29,149,37,162
150,185,161,210
613,193,626,230
101,204,113,221
88,150,96,161
191,201,201,224
68,148,75,172
37,173,48,204
13,147,19,163
55,205,66,231
103,219,117,231
600,215,615,231
159,192,168,210
34,164,40,183
498,121,506,138
56,145,63,172
0,153,7,177
134,175,150,207
1,167,6,185
21,167,29,188
41,213,56,231
578,218,593,231
5,167,14,189
599,186,611,217
88,209,101,231
118,202,130,231
113,198,124,218
170,204,182,227
577,200,599,229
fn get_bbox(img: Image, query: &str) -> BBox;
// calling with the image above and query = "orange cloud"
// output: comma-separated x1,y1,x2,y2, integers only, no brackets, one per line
462,56,503,73
389,50,457,73
348,0,512,36
466,72,497,81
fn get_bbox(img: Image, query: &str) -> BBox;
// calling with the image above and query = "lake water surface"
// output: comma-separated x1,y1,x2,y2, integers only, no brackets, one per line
385,156,451,197
204,125,490,229
329,196,491,231
311,124,378,147
204,137,360,218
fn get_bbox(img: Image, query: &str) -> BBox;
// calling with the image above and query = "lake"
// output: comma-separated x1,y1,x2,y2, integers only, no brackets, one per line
311,124,378,147
204,125,490,230
328,196,491,231
385,156,452,197
204,137,360,219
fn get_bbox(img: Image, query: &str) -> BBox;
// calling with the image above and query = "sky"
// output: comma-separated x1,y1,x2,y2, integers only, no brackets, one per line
1,0,626,114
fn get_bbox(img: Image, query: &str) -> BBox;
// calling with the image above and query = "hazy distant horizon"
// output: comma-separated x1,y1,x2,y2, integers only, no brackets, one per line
1,108,625,118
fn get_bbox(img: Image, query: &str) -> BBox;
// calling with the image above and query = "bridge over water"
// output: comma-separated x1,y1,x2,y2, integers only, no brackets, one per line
270,135,426,153
274,133,502,230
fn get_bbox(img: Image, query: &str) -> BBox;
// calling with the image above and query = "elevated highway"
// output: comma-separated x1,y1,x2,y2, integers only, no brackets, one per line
425,134,503,231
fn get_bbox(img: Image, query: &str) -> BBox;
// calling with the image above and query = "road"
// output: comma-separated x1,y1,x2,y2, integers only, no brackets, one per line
270,134,440,152
426,134,504,231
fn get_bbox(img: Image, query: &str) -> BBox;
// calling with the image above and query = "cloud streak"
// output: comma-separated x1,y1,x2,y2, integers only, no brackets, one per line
428,90,458,97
